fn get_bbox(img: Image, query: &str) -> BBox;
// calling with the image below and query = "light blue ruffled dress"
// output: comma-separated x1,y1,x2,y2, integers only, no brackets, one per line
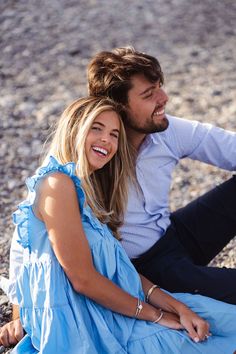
9,157,236,353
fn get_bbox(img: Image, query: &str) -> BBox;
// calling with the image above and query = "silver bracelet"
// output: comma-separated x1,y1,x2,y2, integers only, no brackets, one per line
146,284,159,303
134,298,143,318
153,309,164,323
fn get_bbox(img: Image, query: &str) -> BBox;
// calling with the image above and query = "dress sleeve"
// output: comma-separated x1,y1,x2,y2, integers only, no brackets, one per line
12,156,85,250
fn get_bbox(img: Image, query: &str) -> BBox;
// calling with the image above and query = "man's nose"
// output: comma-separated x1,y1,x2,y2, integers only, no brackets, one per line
157,88,169,104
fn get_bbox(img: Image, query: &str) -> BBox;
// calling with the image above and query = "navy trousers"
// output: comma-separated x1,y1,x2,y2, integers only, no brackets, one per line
132,175,236,304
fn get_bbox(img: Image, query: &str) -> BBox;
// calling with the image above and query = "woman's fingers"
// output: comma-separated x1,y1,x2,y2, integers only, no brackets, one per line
158,311,184,330
184,317,210,343
183,320,201,343
194,318,211,341
179,309,211,343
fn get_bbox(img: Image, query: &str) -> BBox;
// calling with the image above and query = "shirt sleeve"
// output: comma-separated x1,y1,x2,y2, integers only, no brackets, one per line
166,115,236,170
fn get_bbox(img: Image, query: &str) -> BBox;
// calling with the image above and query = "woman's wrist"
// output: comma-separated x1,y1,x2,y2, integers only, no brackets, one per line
175,302,192,317
145,284,160,303
135,301,162,322
152,309,164,323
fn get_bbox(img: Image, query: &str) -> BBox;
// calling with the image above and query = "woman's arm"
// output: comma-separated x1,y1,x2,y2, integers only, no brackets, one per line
37,173,159,322
139,274,210,342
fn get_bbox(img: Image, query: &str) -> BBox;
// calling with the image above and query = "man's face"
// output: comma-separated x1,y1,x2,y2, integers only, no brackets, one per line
126,74,169,134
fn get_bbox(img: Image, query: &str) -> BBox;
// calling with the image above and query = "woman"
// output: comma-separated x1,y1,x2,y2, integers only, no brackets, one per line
8,97,236,353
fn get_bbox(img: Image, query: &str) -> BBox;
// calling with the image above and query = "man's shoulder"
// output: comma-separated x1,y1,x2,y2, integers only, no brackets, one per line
149,114,203,149
165,114,198,128
150,114,185,141
153,114,200,138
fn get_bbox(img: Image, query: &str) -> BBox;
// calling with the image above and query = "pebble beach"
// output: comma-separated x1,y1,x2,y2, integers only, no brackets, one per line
1,0,236,351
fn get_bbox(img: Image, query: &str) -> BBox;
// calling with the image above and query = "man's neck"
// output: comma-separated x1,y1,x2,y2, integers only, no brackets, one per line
125,127,147,151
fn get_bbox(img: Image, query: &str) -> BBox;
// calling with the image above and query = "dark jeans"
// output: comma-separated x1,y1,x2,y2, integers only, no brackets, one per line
132,176,236,304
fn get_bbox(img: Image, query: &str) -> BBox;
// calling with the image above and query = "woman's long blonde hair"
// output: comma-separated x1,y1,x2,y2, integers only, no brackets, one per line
45,96,134,239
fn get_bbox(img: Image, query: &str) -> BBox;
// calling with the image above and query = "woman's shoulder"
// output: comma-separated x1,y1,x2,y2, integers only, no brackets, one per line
26,156,83,202
35,156,77,181
39,171,76,194
34,157,86,211
27,156,81,192
12,157,86,249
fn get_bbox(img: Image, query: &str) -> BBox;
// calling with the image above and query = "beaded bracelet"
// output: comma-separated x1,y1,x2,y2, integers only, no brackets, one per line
153,309,164,323
134,298,143,318
146,284,160,303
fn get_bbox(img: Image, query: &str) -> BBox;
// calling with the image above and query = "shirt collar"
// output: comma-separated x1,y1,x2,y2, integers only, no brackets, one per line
141,134,158,147
138,133,158,155
150,133,159,145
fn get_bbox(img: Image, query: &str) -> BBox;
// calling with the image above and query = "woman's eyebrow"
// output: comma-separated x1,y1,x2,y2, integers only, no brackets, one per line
93,121,104,126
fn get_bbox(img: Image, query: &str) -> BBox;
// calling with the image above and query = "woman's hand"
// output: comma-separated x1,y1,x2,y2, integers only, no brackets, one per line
158,311,184,330
158,309,211,343
178,308,211,343
139,275,211,342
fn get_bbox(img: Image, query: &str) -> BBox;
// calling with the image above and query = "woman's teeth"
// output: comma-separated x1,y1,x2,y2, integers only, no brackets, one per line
92,146,108,156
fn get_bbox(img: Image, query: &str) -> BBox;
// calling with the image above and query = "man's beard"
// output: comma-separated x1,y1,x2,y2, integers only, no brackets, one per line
125,114,169,134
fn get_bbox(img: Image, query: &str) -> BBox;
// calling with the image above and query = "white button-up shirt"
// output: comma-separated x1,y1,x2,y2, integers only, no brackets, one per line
121,114,236,258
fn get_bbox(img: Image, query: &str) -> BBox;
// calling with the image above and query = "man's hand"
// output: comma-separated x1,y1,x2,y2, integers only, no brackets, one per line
0,319,24,347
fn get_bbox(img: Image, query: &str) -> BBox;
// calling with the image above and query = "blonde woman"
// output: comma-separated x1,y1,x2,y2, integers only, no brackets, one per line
6,97,236,353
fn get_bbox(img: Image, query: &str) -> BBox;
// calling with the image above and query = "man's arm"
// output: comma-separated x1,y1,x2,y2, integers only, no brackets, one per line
12,304,20,321
166,115,236,170
0,228,25,347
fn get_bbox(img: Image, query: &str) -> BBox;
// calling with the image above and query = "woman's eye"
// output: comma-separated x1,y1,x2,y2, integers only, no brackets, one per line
111,133,119,139
92,126,101,131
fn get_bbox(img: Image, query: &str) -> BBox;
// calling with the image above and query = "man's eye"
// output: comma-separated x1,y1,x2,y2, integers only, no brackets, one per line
144,93,153,99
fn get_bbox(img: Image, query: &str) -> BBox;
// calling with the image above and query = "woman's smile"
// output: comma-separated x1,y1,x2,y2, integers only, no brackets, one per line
85,110,120,172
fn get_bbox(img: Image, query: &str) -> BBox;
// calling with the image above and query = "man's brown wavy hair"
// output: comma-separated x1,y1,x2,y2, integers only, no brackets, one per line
87,46,164,105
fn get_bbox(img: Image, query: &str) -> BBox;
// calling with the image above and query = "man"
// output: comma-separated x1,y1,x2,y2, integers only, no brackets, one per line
87,46,236,303
1,46,236,346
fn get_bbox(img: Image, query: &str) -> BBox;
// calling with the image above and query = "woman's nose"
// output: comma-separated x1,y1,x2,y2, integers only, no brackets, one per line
100,134,109,143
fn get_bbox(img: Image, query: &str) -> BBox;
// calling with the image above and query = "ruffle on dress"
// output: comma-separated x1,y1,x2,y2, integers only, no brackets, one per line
12,156,104,251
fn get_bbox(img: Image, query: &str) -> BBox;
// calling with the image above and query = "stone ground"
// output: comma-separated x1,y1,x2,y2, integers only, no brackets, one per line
0,0,236,351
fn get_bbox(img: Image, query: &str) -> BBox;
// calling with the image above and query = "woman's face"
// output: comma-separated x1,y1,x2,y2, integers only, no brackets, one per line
85,110,120,172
